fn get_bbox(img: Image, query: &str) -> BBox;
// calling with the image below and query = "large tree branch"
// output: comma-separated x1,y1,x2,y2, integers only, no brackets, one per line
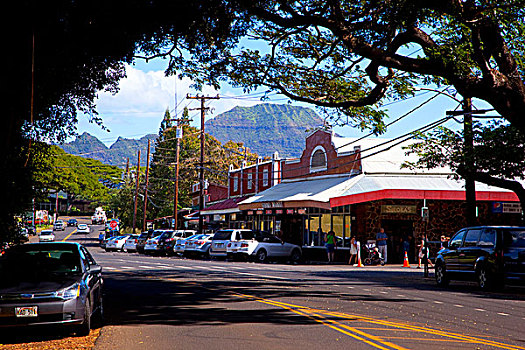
458,168,525,212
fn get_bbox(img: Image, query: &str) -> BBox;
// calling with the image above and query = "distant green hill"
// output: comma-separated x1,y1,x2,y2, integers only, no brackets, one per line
60,103,324,164
205,104,324,157
60,132,156,167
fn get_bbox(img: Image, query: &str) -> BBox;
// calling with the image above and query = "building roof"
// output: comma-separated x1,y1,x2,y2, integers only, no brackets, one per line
331,136,452,174
201,196,250,215
238,175,359,210
330,174,520,207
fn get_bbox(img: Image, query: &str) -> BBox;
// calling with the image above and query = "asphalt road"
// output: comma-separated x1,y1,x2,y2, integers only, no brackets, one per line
12,219,525,349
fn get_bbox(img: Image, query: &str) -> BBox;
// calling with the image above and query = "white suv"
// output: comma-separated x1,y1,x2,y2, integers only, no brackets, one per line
210,229,255,259
228,232,302,263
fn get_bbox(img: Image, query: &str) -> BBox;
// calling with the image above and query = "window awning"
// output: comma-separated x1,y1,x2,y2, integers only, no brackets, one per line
238,175,359,210
330,174,520,207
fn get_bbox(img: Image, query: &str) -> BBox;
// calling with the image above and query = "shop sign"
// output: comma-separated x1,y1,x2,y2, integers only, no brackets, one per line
230,213,237,221
256,210,263,215
492,202,522,214
265,210,272,214
297,209,306,215
275,209,283,214
381,205,417,214
262,201,283,208
286,209,294,214
247,211,254,215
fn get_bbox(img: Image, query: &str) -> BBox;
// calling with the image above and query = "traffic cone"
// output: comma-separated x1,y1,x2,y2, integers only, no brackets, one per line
357,242,363,267
402,251,410,268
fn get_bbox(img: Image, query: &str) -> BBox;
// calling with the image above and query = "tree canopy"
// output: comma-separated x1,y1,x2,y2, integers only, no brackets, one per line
167,1,525,134
7,0,525,241
405,121,525,209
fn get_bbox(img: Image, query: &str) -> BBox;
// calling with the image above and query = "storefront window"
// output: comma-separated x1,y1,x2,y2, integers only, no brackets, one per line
345,215,352,246
332,215,344,247
307,216,320,246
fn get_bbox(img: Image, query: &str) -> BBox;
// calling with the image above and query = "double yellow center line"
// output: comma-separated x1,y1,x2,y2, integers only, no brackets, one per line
233,292,525,350
62,229,77,241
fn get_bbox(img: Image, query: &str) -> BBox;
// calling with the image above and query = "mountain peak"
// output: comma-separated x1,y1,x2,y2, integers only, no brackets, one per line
206,103,324,157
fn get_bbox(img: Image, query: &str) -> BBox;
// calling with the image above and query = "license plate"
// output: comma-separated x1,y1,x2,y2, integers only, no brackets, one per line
15,306,38,317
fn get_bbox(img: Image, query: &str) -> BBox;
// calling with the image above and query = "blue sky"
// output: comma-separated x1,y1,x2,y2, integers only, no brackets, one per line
74,57,485,148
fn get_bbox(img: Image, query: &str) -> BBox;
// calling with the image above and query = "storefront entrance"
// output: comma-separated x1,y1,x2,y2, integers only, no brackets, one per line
381,219,414,264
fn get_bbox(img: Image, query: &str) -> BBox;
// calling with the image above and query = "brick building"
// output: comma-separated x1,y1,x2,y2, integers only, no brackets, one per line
238,128,523,262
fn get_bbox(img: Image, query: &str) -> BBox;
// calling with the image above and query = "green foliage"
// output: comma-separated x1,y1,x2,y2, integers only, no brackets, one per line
111,109,262,227
33,144,123,205
404,121,525,180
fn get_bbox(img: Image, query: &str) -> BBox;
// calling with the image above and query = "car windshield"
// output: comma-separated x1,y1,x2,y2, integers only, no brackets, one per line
213,230,234,240
41,231,53,236
0,246,81,283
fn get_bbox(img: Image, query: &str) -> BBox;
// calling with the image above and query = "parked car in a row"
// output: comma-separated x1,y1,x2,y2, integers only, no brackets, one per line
105,235,131,252
99,227,303,265
435,226,525,290
183,234,213,258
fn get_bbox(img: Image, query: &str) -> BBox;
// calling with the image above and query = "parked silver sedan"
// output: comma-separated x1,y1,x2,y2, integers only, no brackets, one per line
123,234,140,253
184,234,214,258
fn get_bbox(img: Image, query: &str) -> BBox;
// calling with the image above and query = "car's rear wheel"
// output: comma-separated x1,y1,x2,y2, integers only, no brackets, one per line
256,249,267,263
75,299,91,336
435,264,449,287
477,265,499,290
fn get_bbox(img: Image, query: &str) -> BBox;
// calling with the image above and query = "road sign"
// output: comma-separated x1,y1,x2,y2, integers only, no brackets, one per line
109,220,118,229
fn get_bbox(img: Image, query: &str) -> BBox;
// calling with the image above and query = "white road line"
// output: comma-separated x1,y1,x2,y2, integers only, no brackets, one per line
454,304,464,308
139,265,156,269
433,301,443,304
120,266,135,269
104,267,117,270
379,291,388,294
475,308,486,312
497,312,509,316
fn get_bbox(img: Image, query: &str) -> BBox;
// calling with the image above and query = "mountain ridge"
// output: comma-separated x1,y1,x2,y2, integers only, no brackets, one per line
60,103,325,164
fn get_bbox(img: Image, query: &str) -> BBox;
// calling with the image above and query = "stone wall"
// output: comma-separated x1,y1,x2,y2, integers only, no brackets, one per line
354,199,523,242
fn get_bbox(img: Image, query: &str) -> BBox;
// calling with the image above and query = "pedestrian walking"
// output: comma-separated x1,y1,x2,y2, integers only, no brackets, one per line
348,236,358,265
418,238,434,268
325,230,336,263
376,228,388,264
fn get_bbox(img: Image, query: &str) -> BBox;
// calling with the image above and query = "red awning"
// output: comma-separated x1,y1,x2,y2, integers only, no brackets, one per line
201,196,249,214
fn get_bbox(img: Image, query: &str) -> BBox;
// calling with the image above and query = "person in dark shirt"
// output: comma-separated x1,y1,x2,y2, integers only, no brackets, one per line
376,228,388,264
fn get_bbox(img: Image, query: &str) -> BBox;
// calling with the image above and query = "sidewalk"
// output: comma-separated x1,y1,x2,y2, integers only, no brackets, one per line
304,261,434,273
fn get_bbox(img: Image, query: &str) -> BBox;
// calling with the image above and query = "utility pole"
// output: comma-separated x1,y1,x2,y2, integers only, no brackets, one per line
142,140,151,232
463,97,476,226
132,150,141,234
187,94,220,234
125,158,130,180
447,98,491,227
